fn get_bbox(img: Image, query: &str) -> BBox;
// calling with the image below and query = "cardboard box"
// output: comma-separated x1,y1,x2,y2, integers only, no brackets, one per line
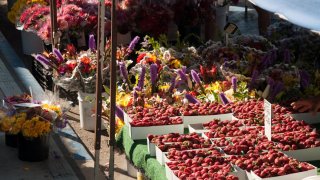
250,166,317,180
182,113,233,128
127,122,184,140
282,146,320,161
289,113,320,124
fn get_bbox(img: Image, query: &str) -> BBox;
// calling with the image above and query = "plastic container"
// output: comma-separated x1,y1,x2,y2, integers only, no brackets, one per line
5,133,18,148
78,91,106,131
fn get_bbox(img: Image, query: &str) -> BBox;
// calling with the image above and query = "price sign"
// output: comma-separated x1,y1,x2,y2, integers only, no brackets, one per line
224,23,238,46
224,23,238,35
264,99,272,140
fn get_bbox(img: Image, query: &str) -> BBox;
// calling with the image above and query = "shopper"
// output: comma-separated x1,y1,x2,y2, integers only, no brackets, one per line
291,95,320,115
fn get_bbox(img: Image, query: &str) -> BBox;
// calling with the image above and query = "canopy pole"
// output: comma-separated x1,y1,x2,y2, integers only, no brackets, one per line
109,0,117,179
49,0,58,50
94,0,105,179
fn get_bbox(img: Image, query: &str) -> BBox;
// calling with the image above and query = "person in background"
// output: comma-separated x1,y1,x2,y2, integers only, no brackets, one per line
291,95,320,115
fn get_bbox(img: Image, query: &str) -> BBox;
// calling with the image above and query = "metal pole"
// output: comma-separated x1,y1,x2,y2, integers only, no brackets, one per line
109,0,117,179
49,0,58,50
94,0,105,179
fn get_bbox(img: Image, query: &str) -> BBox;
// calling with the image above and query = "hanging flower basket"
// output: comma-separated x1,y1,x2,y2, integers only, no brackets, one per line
18,133,50,162
5,133,18,148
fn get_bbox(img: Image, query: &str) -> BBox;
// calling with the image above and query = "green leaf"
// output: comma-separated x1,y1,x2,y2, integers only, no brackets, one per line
103,85,110,95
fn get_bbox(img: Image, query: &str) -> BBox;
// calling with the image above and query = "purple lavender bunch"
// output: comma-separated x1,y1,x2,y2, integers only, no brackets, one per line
89,34,96,51
138,66,146,90
185,94,199,104
219,93,230,105
178,69,187,82
283,49,291,63
35,54,51,69
182,66,187,73
150,63,158,85
53,48,64,64
191,70,201,84
119,62,129,82
191,70,205,94
269,81,284,102
248,70,259,91
231,76,237,92
127,36,140,54
299,70,310,89
115,105,124,120
168,76,176,93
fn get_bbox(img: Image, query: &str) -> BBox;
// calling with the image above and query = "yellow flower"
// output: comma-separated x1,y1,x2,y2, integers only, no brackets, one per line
169,59,182,69
42,104,61,115
116,92,132,107
21,116,51,138
159,84,170,92
115,118,124,136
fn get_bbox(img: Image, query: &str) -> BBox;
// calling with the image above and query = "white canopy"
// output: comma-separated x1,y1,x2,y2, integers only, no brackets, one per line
249,0,320,32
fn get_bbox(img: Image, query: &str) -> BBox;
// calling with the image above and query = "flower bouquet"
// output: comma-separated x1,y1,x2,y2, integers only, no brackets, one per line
1,97,69,161
0,112,27,147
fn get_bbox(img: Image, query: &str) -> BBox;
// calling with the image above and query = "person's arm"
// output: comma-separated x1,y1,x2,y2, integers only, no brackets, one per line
291,95,320,114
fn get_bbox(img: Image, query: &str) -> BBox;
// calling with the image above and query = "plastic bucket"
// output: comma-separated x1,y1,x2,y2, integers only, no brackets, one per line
78,91,106,131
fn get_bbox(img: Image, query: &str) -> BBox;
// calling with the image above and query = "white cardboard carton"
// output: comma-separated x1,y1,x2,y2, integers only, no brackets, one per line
188,123,210,133
147,138,156,156
289,113,320,124
282,146,320,161
155,146,167,165
165,163,173,180
182,113,233,127
250,166,317,180
127,122,184,140
168,165,247,180
123,111,132,126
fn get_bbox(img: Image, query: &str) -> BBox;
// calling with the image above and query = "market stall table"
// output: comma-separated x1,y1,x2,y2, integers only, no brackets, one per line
117,124,320,180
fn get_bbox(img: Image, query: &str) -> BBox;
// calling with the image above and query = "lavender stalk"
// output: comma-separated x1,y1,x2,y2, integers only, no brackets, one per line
178,69,187,82
53,48,64,64
219,93,230,105
115,105,124,120
138,66,146,90
127,36,140,54
191,70,205,94
185,94,199,104
35,54,52,69
150,63,158,93
231,76,237,92
89,34,96,51
168,76,176,93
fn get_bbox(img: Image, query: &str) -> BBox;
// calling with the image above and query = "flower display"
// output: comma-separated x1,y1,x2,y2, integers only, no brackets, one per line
7,0,47,24
21,116,51,138
0,113,27,135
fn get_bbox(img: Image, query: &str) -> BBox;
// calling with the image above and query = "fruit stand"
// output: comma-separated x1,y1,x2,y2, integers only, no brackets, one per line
3,0,320,179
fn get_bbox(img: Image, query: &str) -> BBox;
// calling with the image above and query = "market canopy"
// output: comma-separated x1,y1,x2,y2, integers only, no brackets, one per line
249,0,320,32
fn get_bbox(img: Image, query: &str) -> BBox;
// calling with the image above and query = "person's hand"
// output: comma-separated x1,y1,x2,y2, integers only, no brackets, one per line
311,100,320,115
291,100,313,113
